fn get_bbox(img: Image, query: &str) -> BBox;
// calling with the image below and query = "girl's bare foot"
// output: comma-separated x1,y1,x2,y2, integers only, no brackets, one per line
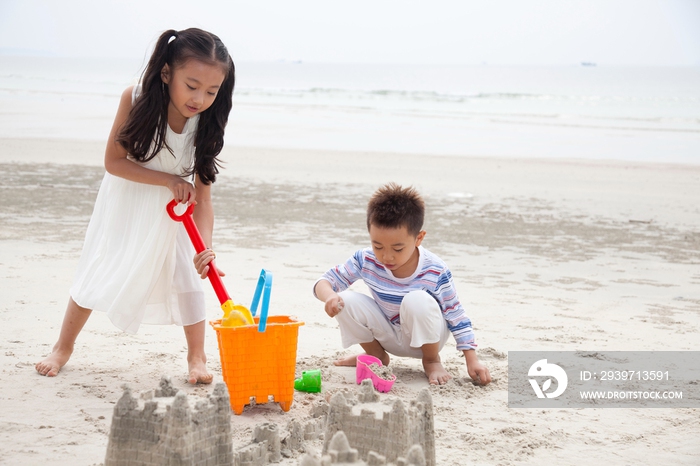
35,347,73,377
423,359,452,385
187,356,213,385
183,322,212,384
334,352,390,367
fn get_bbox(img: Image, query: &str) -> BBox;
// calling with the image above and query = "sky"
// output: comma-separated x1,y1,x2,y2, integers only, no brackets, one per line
1,0,699,66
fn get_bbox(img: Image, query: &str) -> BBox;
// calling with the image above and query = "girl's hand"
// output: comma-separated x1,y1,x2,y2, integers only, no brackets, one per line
193,249,225,279
168,176,197,205
324,295,344,318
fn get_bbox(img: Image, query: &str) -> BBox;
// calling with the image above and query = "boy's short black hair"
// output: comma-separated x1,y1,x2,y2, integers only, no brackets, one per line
366,183,425,236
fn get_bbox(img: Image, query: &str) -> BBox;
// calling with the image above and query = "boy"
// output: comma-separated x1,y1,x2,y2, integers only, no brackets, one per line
313,183,491,386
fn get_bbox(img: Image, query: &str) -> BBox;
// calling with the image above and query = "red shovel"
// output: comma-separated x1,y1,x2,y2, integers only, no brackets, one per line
166,200,254,326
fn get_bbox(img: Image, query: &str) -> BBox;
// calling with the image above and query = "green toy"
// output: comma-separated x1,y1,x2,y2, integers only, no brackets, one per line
294,369,322,393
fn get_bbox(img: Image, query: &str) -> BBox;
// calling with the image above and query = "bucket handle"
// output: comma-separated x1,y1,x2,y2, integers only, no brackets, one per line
250,269,272,332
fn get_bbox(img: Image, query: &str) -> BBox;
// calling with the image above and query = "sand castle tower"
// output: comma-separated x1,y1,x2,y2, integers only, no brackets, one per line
321,380,435,466
105,376,233,466
301,430,427,466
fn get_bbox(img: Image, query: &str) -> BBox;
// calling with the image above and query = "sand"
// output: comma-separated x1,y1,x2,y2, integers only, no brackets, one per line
1,137,699,465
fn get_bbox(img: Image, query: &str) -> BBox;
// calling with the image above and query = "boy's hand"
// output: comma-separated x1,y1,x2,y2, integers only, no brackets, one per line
324,295,344,318
464,349,492,386
468,362,491,386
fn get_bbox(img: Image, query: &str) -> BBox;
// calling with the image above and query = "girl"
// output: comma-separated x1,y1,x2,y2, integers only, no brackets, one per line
35,28,235,384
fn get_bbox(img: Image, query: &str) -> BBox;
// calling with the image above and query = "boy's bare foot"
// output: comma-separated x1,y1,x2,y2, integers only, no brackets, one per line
334,352,390,367
333,354,359,366
187,357,213,385
423,359,452,385
35,347,72,377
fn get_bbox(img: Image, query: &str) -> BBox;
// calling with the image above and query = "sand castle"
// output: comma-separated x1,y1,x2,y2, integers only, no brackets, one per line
321,380,434,466
105,376,233,465
104,377,434,466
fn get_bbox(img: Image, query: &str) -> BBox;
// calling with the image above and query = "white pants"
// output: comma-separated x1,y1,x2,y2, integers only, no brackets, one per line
335,290,451,359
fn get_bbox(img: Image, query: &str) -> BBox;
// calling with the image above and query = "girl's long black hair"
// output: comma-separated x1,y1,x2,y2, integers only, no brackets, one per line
116,28,235,184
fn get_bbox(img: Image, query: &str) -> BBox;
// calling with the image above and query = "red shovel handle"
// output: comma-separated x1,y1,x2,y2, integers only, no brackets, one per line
166,199,230,305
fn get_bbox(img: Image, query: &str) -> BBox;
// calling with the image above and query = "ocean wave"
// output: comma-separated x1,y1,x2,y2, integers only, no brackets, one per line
0,87,120,99
2,68,698,107
235,86,700,104
489,118,700,133
2,75,698,130
0,72,128,87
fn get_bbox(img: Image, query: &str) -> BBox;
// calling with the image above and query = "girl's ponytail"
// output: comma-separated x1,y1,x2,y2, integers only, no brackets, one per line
117,29,179,162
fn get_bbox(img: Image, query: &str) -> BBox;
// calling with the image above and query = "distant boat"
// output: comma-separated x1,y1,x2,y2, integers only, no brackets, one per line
580,62,597,67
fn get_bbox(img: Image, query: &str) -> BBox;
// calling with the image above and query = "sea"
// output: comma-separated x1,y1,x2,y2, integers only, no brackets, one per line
1,56,699,164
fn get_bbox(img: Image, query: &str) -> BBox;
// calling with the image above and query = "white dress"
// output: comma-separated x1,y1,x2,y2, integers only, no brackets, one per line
70,97,206,334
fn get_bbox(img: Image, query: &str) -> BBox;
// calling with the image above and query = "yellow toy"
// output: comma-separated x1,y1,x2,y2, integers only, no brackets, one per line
166,200,254,327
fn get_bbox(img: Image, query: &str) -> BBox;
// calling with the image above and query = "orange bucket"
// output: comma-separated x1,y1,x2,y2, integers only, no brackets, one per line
210,270,304,414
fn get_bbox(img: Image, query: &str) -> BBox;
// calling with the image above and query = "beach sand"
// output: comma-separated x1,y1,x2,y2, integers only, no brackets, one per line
1,137,699,465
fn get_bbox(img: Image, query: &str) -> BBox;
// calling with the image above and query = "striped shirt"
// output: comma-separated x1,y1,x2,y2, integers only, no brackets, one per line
316,246,476,351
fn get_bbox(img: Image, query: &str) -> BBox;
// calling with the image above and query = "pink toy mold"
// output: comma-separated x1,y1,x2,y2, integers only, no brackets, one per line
356,354,396,393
